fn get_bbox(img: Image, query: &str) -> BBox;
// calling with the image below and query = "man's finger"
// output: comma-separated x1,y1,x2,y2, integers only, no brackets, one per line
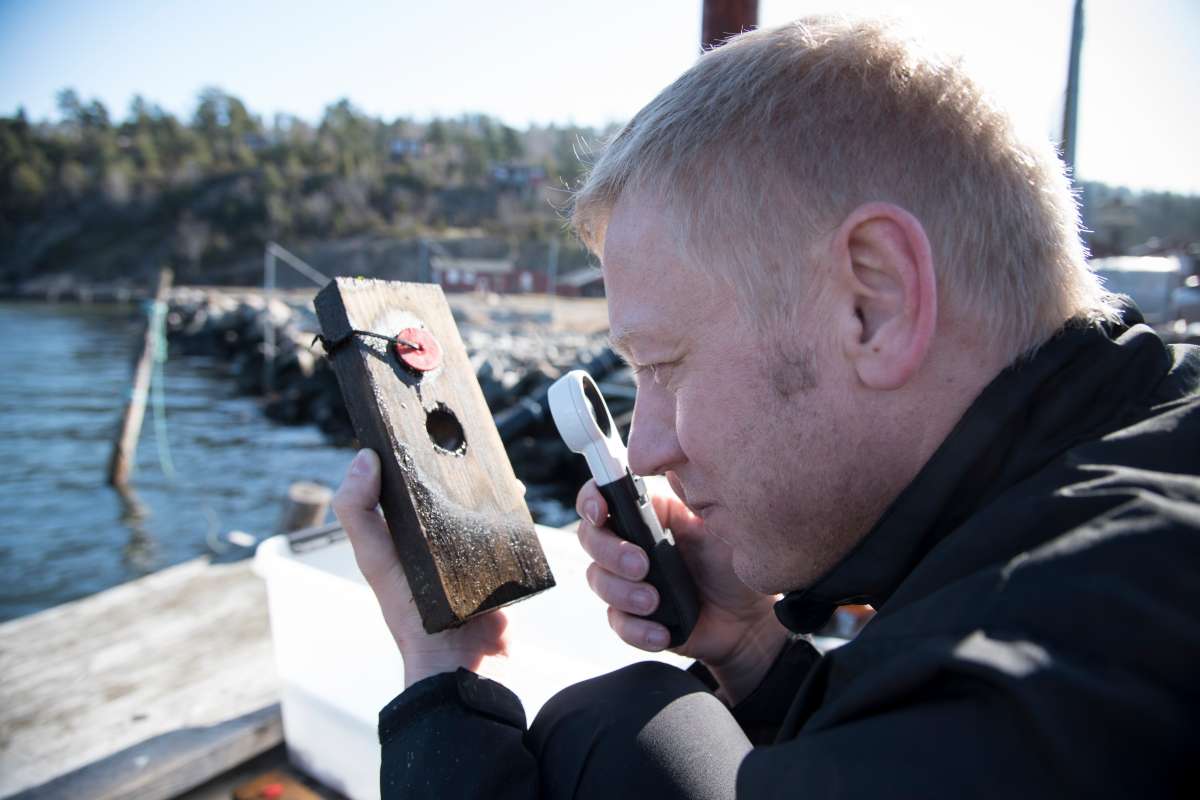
585,562,659,617
332,449,395,584
333,449,381,510
574,479,608,525
607,606,670,652
577,519,649,581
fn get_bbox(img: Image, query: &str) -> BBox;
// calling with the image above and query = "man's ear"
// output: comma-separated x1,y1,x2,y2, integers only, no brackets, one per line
832,202,937,390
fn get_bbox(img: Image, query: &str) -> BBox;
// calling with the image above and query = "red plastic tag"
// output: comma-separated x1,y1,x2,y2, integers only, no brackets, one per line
394,327,441,372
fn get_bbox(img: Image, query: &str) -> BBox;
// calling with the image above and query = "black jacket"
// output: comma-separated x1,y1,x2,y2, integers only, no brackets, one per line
379,309,1200,796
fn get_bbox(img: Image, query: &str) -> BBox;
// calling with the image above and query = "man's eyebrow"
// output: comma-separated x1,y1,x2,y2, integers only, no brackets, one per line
608,327,653,363
608,326,671,364
608,329,636,361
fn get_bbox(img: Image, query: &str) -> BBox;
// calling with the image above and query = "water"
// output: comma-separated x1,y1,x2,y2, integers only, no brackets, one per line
0,302,354,622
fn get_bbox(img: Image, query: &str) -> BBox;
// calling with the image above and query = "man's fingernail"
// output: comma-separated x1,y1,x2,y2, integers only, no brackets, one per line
350,449,373,476
647,628,669,649
632,588,655,614
620,551,644,577
584,499,600,525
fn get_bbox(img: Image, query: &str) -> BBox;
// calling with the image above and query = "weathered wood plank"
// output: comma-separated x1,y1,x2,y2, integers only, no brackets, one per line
10,705,282,800
0,557,279,799
314,278,555,632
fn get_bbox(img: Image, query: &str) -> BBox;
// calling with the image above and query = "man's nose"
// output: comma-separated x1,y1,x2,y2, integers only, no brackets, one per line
625,384,685,477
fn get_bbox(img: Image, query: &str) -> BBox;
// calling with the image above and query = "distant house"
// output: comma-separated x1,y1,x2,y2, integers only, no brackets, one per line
390,138,428,160
489,163,546,191
430,241,603,296
432,255,520,293
556,266,605,298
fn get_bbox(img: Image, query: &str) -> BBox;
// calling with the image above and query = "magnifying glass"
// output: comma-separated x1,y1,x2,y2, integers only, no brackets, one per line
549,370,699,647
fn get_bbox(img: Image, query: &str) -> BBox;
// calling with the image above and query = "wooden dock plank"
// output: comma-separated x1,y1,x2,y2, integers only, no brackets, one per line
0,557,280,799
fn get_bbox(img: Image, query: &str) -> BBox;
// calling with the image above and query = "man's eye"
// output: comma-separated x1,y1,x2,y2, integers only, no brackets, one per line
635,362,674,387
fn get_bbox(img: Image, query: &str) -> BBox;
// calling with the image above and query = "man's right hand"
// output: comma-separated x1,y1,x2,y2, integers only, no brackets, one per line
575,478,789,705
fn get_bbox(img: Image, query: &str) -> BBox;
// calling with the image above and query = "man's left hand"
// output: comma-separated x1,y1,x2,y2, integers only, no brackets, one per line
332,448,510,687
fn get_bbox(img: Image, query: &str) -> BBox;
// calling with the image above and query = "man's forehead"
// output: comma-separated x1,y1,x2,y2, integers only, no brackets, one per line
600,189,727,359
602,190,682,266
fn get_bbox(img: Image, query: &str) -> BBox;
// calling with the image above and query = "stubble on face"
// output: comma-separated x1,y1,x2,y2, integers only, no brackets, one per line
718,334,889,596
600,190,890,597
767,338,819,399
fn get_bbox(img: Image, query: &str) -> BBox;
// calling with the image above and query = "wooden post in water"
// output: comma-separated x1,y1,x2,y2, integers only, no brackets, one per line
108,268,173,488
314,277,555,632
278,481,333,534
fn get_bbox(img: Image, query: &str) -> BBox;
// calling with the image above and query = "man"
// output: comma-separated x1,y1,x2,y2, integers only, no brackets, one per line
334,17,1199,798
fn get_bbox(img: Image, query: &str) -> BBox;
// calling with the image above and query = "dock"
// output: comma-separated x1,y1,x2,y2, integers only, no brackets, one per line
0,556,280,799
0,519,697,800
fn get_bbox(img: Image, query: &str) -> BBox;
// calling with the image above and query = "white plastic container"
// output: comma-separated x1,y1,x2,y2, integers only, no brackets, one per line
254,525,687,800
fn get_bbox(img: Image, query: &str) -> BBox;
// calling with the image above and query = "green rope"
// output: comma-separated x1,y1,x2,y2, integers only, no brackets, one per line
143,297,230,552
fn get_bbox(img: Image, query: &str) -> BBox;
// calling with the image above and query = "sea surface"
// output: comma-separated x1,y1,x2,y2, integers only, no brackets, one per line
0,302,354,622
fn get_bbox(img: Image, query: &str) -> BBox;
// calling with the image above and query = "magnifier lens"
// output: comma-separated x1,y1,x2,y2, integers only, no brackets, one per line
581,376,612,437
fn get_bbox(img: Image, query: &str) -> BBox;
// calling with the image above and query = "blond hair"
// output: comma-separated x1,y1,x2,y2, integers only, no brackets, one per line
571,16,1118,355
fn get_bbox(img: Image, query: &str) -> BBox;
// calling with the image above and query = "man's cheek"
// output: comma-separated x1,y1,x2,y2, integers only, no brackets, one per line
666,471,687,503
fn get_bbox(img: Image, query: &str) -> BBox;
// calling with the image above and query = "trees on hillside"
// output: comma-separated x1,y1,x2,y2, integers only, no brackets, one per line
0,89,607,277
6,88,1192,282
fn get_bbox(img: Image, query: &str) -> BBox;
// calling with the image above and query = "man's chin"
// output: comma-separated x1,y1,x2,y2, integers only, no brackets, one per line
728,545,794,596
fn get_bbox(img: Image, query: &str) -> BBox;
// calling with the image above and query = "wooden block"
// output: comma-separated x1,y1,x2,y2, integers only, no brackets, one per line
314,278,555,632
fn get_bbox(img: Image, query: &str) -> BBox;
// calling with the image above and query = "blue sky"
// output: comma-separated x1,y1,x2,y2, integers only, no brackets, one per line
0,0,1196,193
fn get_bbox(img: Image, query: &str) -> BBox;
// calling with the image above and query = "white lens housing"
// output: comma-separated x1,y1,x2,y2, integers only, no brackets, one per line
548,370,628,486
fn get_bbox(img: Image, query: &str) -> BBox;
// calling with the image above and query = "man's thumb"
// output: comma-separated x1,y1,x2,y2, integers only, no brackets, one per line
335,448,381,512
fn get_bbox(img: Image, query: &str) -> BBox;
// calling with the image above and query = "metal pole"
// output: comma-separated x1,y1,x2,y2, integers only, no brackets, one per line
548,236,560,298
1061,0,1084,180
267,241,330,287
263,246,275,394
702,0,758,50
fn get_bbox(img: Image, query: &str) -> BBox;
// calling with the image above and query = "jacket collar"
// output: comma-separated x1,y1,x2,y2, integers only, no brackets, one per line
774,306,1172,634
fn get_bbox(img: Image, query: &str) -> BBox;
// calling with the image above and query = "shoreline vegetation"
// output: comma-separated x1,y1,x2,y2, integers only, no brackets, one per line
1,89,607,294
3,89,1199,297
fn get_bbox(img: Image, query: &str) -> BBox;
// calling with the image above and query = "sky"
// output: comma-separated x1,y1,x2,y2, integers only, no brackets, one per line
0,0,1196,193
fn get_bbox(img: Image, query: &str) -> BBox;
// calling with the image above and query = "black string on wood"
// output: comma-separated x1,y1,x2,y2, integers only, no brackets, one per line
313,329,424,355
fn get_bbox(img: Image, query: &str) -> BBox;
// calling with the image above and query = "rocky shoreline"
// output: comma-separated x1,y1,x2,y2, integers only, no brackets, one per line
164,287,632,526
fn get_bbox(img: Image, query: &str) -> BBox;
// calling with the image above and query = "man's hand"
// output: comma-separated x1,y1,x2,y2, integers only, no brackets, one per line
575,479,788,705
333,449,509,688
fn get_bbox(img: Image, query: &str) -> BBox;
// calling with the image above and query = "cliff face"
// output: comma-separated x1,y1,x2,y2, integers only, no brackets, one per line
2,170,269,288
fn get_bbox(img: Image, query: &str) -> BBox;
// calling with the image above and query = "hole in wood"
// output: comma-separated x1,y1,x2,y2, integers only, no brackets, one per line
426,404,467,456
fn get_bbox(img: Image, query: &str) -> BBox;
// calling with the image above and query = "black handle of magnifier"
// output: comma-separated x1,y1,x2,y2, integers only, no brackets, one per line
597,471,700,648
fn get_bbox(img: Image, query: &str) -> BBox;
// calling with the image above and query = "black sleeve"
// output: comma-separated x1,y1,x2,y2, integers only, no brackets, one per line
378,669,538,800
737,629,1197,798
687,634,822,745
